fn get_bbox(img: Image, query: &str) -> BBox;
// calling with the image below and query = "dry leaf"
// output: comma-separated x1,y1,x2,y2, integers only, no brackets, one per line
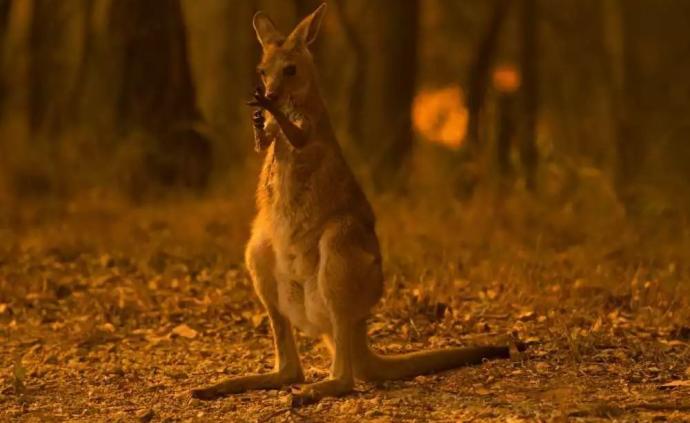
658,339,685,347
659,380,690,389
172,324,198,339
535,362,550,373
368,321,388,336
98,323,116,333
251,313,266,329
591,317,603,332
474,386,491,396
517,309,535,321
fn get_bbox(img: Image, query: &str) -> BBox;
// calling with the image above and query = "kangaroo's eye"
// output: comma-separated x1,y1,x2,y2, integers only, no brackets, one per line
283,65,297,77
258,68,266,77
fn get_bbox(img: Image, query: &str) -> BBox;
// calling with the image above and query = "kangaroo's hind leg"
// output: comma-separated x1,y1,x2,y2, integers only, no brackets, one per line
291,316,355,406
192,232,304,400
290,219,382,406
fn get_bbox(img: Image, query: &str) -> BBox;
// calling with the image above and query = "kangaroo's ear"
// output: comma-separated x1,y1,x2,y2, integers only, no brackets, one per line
253,11,284,48
287,3,327,47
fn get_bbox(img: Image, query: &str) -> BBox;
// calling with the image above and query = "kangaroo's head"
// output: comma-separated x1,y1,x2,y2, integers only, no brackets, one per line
253,3,326,106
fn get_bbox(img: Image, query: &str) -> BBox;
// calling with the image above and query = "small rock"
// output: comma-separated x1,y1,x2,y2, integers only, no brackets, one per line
171,324,198,339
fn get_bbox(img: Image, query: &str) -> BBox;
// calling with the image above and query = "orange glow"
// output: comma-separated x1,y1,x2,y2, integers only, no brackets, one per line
493,65,521,93
412,85,468,150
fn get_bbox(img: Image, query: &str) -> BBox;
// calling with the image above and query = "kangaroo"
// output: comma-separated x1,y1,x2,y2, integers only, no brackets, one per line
192,4,518,406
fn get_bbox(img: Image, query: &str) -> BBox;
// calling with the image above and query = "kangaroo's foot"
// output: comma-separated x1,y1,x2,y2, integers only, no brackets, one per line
290,377,355,407
192,370,304,400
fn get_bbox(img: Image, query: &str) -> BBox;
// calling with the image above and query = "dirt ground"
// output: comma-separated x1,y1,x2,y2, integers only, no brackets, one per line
1,199,689,422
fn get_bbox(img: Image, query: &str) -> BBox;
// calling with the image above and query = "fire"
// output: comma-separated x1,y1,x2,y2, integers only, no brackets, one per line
493,64,521,93
412,85,468,150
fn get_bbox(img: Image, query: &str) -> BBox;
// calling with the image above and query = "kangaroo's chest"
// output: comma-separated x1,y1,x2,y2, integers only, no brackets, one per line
263,140,320,195
259,146,321,264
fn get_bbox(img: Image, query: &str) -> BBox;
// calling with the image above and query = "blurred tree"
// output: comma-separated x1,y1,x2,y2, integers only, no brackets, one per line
602,0,633,208
64,0,119,133
109,0,199,134
611,0,649,210
0,0,31,133
0,0,10,111
0,0,10,53
332,0,367,144
465,0,509,154
29,0,84,134
608,0,634,208
519,0,539,191
108,0,211,192
0,0,9,36
182,0,257,162
496,92,516,181
369,0,420,189
612,0,690,213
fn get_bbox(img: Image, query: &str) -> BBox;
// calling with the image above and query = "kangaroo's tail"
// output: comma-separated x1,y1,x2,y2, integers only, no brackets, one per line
352,320,521,382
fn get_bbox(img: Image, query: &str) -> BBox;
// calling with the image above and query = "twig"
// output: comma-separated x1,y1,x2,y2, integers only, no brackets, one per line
409,318,422,339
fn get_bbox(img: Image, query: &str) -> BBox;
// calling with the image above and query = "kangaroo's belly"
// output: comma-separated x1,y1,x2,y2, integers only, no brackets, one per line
273,243,331,337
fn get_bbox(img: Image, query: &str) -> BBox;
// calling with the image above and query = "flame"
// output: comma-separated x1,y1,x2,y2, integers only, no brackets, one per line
412,85,468,150
493,65,521,93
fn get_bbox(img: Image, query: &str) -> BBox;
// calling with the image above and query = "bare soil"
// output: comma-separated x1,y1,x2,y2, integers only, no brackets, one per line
1,200,689,422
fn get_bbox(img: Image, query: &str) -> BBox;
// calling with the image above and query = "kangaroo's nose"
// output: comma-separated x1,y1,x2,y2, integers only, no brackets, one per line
265,91,279,101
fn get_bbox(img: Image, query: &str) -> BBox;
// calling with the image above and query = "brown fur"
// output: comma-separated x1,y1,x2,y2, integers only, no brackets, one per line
192,4,514,405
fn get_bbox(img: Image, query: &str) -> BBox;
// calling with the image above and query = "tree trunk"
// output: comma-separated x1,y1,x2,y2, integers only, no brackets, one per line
332,0,367,145
108,0,211,192
0,0,12,112
29,0,84,134
0,0,32,136
614,0,644,210
0,0,10,34
109,0,200,132
519,0,539,191
369,0,420,190
496,92,517,181
182,0,257,161
465,0,510,154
